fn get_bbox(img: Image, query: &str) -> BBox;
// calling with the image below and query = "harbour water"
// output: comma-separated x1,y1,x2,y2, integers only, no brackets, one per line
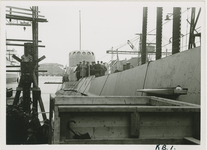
6,76,62,122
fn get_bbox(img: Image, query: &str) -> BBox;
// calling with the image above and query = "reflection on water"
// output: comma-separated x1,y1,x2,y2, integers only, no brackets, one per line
6,76,62,122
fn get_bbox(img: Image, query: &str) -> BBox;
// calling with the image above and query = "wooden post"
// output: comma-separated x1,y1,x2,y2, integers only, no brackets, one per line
49,94,55,144
39,96,47,120
130,112,140,138
141,7,148,64
172,7,181,54
32,6,39,85
192,112,200,140
156,7,163,60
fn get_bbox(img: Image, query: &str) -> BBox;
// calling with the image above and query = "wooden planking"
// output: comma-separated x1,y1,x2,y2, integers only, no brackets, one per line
60,112,129,127
54,96,200,108
61,138,184,144
60,112,130,139
140,112,192,127
59,106,136,112
66,127,129,139
55,96,150,105
93,126,129,139
58,105,200,113
64,126,128,139
53,95,200,144
139,126,192,139
139,112,193,139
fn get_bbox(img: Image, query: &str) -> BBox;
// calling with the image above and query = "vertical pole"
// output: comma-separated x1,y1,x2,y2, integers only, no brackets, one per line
32,6,39,85
141,7,148,65
138,34,142,65
156,7,163,60
172,7,181,54
32,6,39,113
79,10,81,51
49,94,55,144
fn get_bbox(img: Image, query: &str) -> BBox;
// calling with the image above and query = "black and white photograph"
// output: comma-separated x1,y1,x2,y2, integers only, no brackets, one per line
1,0,206,150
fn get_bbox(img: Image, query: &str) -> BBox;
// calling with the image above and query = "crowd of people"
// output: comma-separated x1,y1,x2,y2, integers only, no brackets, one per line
6,104,49,145
74,61,107,81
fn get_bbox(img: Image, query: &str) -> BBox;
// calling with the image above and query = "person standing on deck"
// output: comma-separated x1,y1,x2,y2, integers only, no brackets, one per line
74,62,81,81
86,61,90,77
90,61,96,75
80,61,87,78
94,61,102,76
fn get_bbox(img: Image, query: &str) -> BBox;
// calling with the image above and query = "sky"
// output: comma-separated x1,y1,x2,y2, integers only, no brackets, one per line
2,1,203,67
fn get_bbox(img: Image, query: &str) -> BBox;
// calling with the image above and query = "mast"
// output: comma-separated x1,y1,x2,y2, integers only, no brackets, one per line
79,10,81,51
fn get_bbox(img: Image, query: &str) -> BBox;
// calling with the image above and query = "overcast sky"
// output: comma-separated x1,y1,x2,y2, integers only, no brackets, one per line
2,1,203,66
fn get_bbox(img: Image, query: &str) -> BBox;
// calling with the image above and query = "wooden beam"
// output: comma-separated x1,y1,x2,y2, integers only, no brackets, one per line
130,112,140,138
62,138,184,144
6,39,42,42
6,10,33,16
6,65,20,67
55,96,150,105
49,94,55,144
6,23,31,26
6,10,44,17
6,14,48,22
6,6,40,12
12,54,21,62
7,70,47,72
7,43,45,47
39,96,47,120
58,105,200,113
6,70,21,72
6,6,33,12
38,55,46,62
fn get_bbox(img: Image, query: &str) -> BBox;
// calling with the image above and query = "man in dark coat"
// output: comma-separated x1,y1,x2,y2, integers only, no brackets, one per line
90,61,96,75
74,63,81,80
